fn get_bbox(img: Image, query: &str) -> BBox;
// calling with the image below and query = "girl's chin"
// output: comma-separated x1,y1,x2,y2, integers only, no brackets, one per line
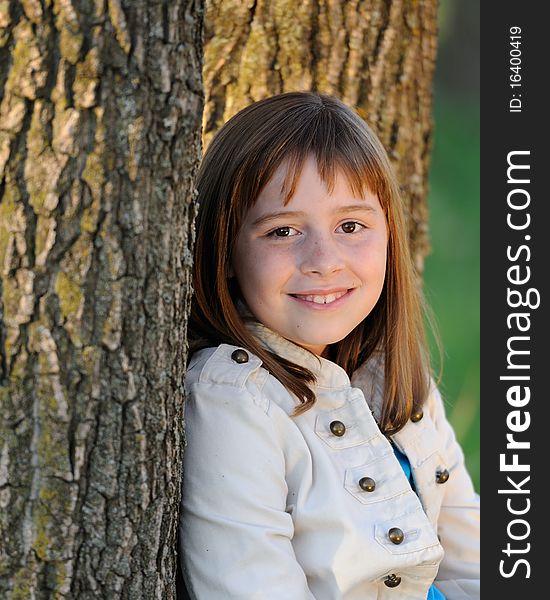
294,344,327,356
291,335,351,356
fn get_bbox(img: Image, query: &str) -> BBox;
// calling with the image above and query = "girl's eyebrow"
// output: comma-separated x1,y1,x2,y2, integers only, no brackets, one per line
251,204,377,227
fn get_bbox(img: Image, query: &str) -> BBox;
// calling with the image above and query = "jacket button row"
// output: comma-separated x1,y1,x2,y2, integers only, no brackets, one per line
436,468,450,484
358,477,376,492
388,527,404,545
329,420,346,436
384,574,402,588
410,409,424,423
231,349,249,363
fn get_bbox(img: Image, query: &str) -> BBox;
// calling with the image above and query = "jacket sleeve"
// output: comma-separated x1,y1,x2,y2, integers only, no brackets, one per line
179,378,316,600
428,382,480,600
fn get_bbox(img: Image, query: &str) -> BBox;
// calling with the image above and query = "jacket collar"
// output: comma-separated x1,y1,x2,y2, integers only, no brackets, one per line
236,300,386,418
237,301,352,390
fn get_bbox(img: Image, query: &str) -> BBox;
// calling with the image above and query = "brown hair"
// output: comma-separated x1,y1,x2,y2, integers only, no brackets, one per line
188,91,433,434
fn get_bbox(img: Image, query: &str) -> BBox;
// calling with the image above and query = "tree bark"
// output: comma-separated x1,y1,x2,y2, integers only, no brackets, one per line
0,1,203,598
203,0,438,271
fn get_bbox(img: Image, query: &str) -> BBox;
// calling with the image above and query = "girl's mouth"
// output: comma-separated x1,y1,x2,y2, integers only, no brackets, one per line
289,289,354,308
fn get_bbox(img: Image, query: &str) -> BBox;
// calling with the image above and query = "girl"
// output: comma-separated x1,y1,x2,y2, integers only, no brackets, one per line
179,91,480,599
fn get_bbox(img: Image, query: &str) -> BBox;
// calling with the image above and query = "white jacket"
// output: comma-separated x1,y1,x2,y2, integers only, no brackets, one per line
179,321,480,599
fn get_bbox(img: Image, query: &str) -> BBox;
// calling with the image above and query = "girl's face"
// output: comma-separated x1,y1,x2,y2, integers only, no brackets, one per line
231,155,388,357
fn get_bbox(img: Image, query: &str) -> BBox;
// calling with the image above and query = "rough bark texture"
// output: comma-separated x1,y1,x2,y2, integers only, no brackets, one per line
0,1,203,598
203,0,438,271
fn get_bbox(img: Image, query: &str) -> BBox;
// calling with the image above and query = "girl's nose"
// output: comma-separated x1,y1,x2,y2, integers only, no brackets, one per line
299,232,345,276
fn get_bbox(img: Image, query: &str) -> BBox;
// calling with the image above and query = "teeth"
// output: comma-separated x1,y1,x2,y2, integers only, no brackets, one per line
295,290,348,304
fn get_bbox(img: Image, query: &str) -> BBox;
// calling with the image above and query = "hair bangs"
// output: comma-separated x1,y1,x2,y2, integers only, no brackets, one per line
270,109,392,208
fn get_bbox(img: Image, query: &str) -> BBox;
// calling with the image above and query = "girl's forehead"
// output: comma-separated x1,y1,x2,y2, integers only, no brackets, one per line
257,159,316,206
261,156,323,196
269,160,290,185
245,160,382,226
260,155,358,204
268,154,305,181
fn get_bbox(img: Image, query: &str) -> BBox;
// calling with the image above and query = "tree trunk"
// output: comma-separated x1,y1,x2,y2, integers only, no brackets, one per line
203,0,438,271
0,1,203,598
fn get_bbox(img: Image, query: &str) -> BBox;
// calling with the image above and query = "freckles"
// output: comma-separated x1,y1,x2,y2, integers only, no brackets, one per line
269,243,294,256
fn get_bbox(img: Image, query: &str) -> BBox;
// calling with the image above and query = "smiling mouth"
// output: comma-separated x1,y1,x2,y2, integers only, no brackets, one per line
289,290,349,305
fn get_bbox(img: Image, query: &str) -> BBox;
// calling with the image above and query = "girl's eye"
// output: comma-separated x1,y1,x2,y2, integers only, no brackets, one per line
339,221,365,234
267,226,299,237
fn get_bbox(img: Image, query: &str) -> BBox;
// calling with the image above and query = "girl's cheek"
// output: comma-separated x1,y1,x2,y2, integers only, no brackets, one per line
263,241,297,257
264,248,297,274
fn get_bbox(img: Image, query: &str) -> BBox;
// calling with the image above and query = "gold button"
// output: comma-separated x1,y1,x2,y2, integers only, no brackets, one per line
231,349,249,363
329,420,346,437
384,574,402,588
411,409,424,423
358,477,376,492
436,468,450,484
388,527,404,545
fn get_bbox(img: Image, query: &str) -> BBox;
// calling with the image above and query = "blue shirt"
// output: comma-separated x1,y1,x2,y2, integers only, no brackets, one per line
393,445,446,600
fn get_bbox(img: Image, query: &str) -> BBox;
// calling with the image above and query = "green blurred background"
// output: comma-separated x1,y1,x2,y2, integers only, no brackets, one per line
424,0,480,491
